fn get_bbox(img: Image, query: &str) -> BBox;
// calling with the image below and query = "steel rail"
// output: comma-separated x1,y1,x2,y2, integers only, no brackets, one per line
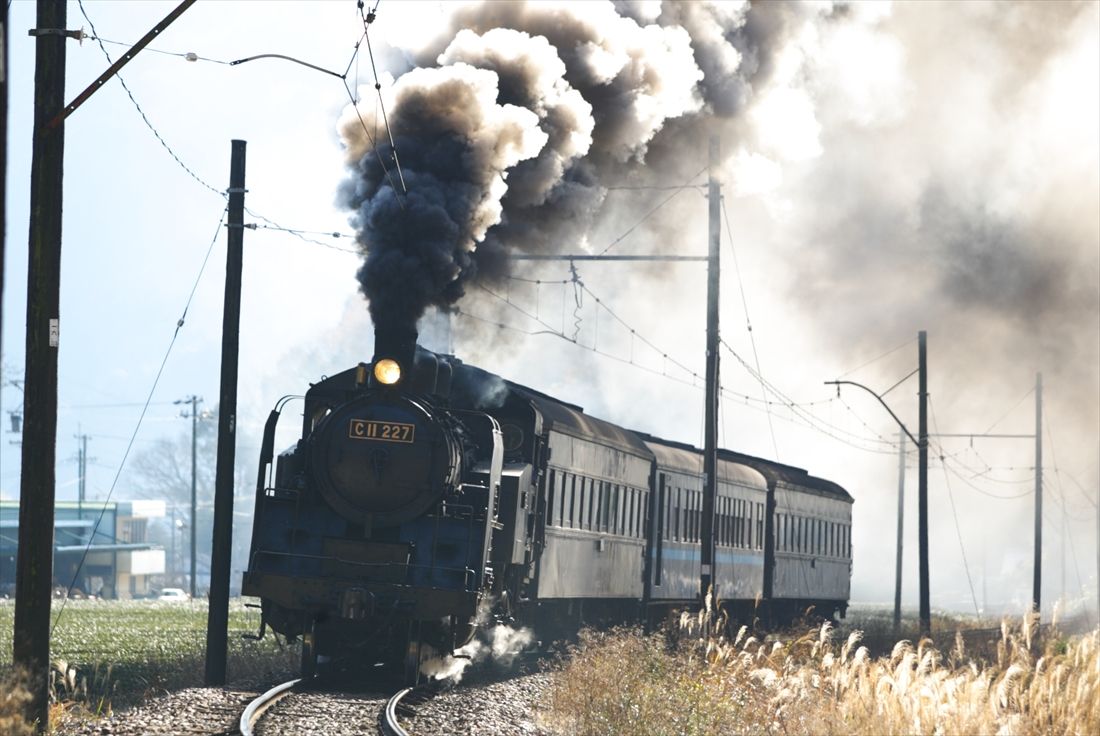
239,678,302,736
382,687,414,736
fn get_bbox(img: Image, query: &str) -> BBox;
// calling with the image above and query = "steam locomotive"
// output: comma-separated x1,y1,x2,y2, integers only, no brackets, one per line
242,328,853,680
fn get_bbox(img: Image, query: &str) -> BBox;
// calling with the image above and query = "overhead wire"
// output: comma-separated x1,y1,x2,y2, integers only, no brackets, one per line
77,0,225,199
78,0,406,212
475,270,902,453
597,165,707,255
82,34,232,65
721,339,903,454
837,337,916,379
720,194,778,459
929,396,982,618
360,0,406,193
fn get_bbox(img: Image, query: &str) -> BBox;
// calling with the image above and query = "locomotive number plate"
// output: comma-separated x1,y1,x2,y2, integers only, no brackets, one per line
348,419,415,443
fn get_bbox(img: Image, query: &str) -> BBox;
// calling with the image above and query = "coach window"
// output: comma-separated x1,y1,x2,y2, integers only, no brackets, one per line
607,479,616,530
559,473,568,528
634,489,642,538
585,477,594,528
691,491,699,542
563,473,571,528
611,484,620,534
721,498,729,546
676,488,683,542
551,471,561,527
588,479,596,531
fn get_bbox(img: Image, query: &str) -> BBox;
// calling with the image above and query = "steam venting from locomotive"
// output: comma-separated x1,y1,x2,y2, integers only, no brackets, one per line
337,0,806,337
334,1,1099,601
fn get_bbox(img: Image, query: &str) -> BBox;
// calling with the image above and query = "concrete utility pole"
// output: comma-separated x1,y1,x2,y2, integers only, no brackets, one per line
1033,372,1043,615
74,431,90,516
699,136,721,604
894,429,906,631
917,331,930,637
14,2,67,729
825,331,928,635
206,140,247,686
174,395,202,598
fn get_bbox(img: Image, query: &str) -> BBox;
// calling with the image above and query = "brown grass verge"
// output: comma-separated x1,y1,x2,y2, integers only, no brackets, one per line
547,601,1100,736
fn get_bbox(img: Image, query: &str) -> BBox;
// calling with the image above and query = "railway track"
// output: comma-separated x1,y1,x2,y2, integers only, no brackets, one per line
239,677,406,736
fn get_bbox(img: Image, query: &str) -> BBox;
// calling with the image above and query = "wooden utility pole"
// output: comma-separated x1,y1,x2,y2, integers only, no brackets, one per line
917,330,930,636
205,140,246,686
1033,372,1043,615
14,2,67,729
894,429,905,631
1,0,8,350
11,6,195,729
699,136,720,603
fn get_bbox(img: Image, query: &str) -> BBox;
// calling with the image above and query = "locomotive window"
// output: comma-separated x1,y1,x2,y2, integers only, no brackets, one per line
501,424,524,453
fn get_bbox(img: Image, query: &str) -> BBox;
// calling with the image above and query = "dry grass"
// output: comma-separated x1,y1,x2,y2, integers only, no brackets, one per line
548,600,1100,736
0,667,35,736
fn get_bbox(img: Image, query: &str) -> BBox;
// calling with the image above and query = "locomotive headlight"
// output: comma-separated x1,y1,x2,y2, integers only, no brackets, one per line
373,358,402,385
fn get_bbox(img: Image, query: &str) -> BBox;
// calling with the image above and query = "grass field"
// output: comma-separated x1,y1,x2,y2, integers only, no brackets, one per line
0,598,298,716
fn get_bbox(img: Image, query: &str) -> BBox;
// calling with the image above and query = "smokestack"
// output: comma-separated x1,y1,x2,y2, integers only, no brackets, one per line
372,325,418,370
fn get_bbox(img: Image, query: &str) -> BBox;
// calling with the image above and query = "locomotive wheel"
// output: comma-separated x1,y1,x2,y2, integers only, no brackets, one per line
300,620,318,679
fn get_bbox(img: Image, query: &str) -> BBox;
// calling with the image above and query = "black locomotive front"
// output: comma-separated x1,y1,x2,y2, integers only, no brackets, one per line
243,329,503,679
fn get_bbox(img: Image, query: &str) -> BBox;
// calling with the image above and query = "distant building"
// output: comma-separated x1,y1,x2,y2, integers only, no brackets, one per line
0,500,166,599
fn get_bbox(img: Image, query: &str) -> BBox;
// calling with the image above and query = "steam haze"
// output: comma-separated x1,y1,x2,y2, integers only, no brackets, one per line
331,1,1099,616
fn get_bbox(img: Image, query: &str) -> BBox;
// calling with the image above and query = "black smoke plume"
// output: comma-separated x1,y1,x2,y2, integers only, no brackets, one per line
338,1,801,335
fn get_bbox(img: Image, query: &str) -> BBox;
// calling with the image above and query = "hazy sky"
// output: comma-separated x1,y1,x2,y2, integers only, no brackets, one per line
1,0,1097,616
